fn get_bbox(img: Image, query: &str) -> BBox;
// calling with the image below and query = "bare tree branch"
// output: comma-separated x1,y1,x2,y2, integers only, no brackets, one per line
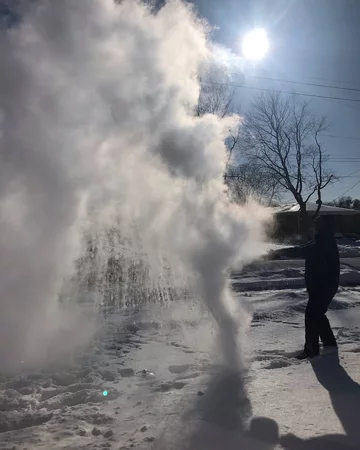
226,163,283,206
224,124,241,181
241,92,336,238
197,69,236,118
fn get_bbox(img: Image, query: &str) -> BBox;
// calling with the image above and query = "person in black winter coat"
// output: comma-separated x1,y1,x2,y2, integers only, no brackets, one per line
270,215,340,359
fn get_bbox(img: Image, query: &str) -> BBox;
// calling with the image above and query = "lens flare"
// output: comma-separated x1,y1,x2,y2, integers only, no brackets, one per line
242,28,269,61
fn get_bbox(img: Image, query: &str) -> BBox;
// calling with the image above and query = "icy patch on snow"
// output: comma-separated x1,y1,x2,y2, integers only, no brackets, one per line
263,358,293,370
168,365,192,375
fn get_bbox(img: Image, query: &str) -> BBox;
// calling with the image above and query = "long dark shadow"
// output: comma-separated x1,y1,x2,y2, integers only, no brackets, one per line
187,355,360,450
155,352,360,450
182,366,279,450
311,351,360,444
280,352,360,450
194,368,252,432
153,363,281,449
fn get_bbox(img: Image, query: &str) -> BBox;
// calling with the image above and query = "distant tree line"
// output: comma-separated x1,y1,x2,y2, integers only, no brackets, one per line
326,196,360,211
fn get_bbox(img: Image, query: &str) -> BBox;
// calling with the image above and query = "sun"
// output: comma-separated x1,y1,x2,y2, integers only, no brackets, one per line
241,28,270,61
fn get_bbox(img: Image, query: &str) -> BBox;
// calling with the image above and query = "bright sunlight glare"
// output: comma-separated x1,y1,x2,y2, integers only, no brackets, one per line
241,28,269,61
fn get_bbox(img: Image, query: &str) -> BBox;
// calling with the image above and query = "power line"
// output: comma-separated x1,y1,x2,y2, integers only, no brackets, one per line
248,156,360,162
338,168,360,179
244,73,360,114
242,154,360,162
289,85,360,114
256,70,360,114
337,168,360,182
321,134,360,141
334,180,360,200
202,80,360,104
281,160,360,164
302,74,355,86
345,168,360,177
202,77,360,139
244,74,360,94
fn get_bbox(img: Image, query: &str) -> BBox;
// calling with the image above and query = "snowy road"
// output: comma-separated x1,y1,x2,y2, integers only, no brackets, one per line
1,284,360,449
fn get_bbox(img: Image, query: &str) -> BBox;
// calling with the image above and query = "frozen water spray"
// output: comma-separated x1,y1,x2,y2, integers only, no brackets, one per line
0,0,269,371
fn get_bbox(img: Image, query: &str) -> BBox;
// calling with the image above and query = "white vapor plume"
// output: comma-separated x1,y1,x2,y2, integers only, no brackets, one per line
0,0,269,371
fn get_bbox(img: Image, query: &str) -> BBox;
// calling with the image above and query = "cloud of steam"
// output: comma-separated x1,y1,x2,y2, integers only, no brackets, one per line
0,0,269,371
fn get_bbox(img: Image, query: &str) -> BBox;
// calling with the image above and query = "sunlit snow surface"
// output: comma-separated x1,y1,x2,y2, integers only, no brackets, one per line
1,262,360,450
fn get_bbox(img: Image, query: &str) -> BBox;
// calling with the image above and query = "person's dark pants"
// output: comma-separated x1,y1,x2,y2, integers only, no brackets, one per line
304,290,337,356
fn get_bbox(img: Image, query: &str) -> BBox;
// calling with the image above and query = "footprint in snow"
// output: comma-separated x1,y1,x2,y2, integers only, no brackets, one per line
170,342,182,348
169,342,195,354
174,372,201,382
263,358,293,370
344,346,360,353
168,364,191,374
254,350,301,369
154,381,187,392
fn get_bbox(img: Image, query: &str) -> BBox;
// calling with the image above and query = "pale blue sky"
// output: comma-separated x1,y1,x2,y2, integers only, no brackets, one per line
192,0,360,201
2,0,359,201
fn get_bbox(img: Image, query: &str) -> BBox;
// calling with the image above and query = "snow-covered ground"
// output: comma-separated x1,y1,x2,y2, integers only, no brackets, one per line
2,263,360,450
338,238,360,258
260,238,360,260
233,259,360,292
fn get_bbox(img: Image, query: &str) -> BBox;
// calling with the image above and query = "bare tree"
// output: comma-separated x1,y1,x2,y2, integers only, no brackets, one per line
353,199,360,211
196,67,242,182
196,69,280,202
196,68,236,118
327,196,359,210
226,162,282,206
241,92,335,238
